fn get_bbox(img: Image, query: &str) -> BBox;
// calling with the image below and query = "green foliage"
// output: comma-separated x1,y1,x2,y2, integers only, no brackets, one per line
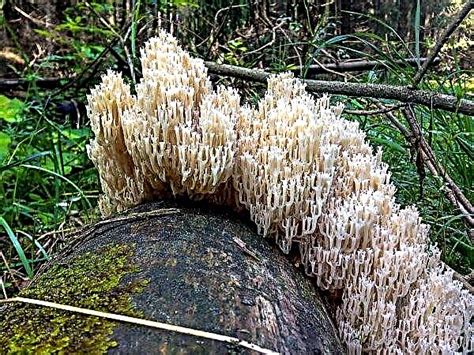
344,63,473,273
0,95,25,123
0,131,11,159
0,98,97,286
222,39,248,66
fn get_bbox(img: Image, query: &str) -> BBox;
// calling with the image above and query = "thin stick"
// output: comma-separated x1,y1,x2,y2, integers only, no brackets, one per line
403,107,473,214
0,297,278,354
369,102,474,233
412,1,473,87
93,208,180,228
0,77,73,89
13,6,51,27
402,106,474,232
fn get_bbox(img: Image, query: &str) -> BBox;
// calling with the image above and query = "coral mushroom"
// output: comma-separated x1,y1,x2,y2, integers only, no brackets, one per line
87,31,473,353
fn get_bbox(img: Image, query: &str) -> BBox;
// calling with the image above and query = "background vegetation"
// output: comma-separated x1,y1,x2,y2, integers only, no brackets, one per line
0,0,472,296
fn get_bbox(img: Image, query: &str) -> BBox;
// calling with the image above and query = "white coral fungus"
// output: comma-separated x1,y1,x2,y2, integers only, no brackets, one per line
87,31,473,353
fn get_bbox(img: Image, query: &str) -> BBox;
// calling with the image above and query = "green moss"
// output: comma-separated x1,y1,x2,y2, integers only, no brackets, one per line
0,244,148,353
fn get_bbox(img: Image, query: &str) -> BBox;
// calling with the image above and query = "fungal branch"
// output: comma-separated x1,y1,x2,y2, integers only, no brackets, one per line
87,31,473,354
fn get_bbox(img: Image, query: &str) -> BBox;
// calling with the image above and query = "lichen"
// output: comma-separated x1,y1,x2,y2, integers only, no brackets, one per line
0,244,148,353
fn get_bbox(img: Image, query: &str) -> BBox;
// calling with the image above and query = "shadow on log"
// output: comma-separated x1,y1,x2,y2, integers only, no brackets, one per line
0,201,344,354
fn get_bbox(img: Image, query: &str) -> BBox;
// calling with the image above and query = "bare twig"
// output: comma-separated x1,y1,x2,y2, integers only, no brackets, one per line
0,277,7,299
214,4,247,24
276,27,303,71
354,101,473,235
0,251,16,293
232,236,260,261
204,62,474,115
243,21,285,57
93,208,180,227
13,6,52,27
48,36,121,98
411,1,473,87
377,103,412,141
306,56,352,79
84,1,137,86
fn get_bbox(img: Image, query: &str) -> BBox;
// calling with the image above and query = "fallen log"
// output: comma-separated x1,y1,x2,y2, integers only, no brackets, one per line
0,201,344,354
286,57,440,75
0,77,72,90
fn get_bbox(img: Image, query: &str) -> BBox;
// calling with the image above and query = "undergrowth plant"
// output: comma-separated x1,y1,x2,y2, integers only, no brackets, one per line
0,93,98,290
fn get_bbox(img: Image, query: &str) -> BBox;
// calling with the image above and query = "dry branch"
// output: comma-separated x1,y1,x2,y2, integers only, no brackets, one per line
412,1,473,87
204,62,474,115
289,57,439,75
369,101,474,234
402,106,474,231
0,77,71,90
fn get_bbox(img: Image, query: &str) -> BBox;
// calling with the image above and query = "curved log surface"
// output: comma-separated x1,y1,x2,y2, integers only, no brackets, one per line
1,201,343,354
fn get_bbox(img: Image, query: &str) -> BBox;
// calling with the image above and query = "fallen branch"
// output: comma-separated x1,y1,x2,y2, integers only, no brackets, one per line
0,77,72,90
288,57,439,75
402,106,474,231
378,100,473,233
204,62,474,115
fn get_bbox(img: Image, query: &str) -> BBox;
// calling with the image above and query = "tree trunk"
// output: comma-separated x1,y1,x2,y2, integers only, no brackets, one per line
0,201,344,354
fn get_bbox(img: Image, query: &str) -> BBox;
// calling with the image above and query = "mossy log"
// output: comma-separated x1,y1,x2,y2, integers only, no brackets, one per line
0,201,344,354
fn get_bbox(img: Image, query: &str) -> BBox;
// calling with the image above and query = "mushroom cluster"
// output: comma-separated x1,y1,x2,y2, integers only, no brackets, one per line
87,31,473,353
87,32,243,214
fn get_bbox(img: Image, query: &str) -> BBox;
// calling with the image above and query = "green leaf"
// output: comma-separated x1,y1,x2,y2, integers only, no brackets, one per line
61,127,91,140
0,130,11,160
0,95,25,123
371,136,405,153
21,164,92,209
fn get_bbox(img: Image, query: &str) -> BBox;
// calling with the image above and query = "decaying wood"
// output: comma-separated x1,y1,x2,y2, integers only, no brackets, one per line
2,201,344,354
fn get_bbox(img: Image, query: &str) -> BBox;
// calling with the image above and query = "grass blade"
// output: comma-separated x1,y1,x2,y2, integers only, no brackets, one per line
415,0,421,67
0,151,51,173
20,164,93,210
0,217,34,279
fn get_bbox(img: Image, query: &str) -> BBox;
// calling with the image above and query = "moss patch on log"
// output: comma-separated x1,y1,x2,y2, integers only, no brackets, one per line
0,243,148,353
